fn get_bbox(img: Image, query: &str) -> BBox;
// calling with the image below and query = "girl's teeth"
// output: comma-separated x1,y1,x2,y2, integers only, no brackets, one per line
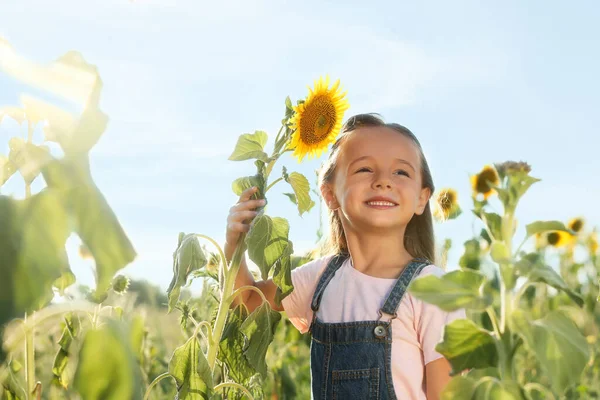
367,201,396,206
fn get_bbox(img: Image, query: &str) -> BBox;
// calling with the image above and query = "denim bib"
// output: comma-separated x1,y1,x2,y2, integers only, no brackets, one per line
309,254,430,399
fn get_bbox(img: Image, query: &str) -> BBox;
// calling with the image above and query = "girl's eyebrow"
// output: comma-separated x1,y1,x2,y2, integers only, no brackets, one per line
348,155,415,173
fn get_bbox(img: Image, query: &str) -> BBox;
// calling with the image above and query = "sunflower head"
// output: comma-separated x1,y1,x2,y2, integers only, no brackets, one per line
495,160,531,179
288,76,350,162
546,231,573,248
433,188,461,222
471,165,499,199
567,217,585,234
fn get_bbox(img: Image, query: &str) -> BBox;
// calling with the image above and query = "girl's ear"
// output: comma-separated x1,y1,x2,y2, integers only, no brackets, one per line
320,183,339,210
415,187,432,215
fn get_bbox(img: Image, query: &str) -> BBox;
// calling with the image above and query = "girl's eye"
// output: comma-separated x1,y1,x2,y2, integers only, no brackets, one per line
395,170,409,177
356,167,371,173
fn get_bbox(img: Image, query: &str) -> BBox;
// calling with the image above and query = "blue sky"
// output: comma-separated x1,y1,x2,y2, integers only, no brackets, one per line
1,0,598,292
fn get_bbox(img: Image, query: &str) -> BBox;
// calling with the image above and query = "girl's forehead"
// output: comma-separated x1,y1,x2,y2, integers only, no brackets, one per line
339,127,420,164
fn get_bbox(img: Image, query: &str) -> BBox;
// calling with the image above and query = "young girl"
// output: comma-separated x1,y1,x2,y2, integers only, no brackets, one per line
225,113,466,400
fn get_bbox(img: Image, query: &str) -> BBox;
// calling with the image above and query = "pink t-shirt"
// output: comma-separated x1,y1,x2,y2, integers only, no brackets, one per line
281,254,466,400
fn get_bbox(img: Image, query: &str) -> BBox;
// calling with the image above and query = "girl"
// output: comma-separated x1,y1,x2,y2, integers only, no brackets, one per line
225,113,466,400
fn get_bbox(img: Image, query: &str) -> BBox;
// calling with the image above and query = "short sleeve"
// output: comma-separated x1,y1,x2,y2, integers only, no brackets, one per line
280,255,332,333
414,265,467,365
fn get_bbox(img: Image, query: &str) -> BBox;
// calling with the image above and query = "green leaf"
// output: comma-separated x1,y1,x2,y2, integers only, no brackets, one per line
52,313,80,389
232,174,265,199
525,220,572,238
74,320,143,400
490,241,510,263
7,138,52,185
282,192,297,205
473,377,521,400
41,156,137,298
0,190,70,328
459,239,481,270
516,253,584,307
436,319,498,374
246,214,290,280
0,154,17,186
228,131,269,162
167,233,207,312
240,302,282,377
285,172,315,216
54,269,76,296
408,270,492,311
481,212,503,241
441,376,476,400
218,305,257,384
511,309,590,393
273,240,294,306
169,336,214,399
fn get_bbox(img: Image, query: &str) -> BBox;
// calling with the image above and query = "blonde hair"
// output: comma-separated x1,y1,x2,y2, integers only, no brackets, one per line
317,113,436,262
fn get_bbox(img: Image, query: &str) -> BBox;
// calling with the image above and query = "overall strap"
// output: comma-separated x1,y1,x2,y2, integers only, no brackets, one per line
310,253,349,312
379,258,431,318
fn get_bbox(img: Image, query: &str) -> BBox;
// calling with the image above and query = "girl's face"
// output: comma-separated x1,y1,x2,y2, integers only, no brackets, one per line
322,126,431,233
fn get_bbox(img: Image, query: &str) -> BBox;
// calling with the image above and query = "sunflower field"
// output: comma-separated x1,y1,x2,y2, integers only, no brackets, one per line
1,40,599,400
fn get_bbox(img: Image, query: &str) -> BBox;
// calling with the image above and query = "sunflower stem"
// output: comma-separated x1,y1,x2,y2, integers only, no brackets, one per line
265,177,284,193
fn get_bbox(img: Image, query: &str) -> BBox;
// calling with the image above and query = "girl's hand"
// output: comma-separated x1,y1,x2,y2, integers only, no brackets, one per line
225,186,266,248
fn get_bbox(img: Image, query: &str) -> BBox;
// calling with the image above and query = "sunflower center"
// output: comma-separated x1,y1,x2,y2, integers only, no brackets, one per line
475,169,499,194
569,219,583,233
547,232,560,246
439,191,456,211
299,95,336,145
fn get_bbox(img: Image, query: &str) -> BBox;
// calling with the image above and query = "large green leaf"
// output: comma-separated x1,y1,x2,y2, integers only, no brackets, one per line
0,190,69,329
516,253,583,307
408,270,492,311
435,319,498,374
441,376,476,400
525,220,571,238
7,138,52,185
231,174,266,199
273,240,294,306
74,320,143,400
41,157,137,298
511,309,590,393
228,131,269,162
218,305,257,384
169,336,214,399
167,233,207,311
239,302,282,377
246,214,290,280
473,377,522,400
285,172,315,216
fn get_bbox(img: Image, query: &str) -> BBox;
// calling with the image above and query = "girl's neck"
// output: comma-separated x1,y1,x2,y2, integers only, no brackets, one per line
343,229,415,279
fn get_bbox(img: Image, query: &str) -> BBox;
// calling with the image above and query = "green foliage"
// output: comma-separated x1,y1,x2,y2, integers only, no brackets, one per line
239,302,282,378
167,233,208,311
169,336,213,399
409,270,493,311
73,320,143,400
246,215,291,281
436,319,498,374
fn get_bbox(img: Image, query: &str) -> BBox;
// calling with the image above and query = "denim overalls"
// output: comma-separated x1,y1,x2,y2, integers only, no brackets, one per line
308,253,430,400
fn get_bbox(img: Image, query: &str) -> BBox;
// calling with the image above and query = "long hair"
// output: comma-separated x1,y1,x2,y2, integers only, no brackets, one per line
318,113,436,263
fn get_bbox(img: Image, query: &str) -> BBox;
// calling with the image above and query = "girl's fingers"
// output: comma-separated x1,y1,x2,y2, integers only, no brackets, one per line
239,186,259,203
228,210,258,224
227,222,250,234
230,198,266,213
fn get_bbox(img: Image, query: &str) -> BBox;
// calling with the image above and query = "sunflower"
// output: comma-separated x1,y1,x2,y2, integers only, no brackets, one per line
567,217,584,234
433,188,461,222
470,165,500,199
288,76,349,162
546,231,573,248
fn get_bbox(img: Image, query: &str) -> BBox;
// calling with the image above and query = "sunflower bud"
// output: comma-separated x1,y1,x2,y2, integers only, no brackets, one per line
433,188,461,222
494,161,531,179
111,275,130,294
